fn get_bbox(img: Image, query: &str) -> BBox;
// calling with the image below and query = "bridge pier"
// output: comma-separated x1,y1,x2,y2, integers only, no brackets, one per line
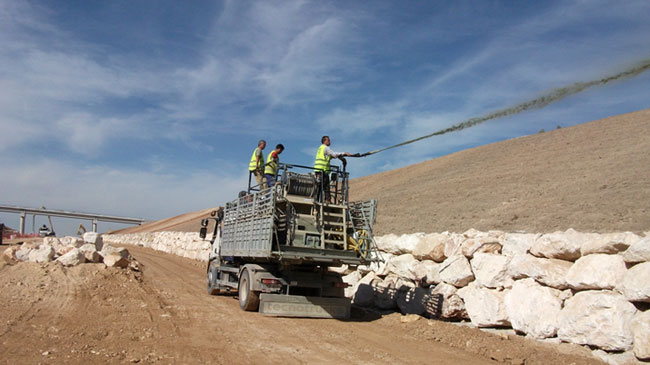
92,218,98,233
19,211,26,235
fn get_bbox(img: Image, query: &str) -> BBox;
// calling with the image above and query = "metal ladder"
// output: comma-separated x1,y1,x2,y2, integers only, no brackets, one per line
347,199,381,260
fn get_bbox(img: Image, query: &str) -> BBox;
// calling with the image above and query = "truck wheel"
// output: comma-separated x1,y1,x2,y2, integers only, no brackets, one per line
207,261,220,295
238,269,260,311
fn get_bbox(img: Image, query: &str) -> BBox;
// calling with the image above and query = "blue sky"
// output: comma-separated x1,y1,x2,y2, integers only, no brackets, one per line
1,0,649,235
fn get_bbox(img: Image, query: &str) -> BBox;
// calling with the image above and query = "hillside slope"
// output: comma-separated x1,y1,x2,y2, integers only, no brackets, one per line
119,108,649,236
350,108,650,235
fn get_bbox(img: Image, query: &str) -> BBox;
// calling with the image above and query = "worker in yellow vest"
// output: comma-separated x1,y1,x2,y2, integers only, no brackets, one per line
314,136,350,202
264,144,285,187
249,139,267,189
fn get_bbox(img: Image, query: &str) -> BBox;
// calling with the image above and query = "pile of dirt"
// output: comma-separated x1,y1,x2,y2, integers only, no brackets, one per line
350,108,650,235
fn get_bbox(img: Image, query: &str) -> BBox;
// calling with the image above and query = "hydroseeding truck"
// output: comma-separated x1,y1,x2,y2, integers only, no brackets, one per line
200,161,379,319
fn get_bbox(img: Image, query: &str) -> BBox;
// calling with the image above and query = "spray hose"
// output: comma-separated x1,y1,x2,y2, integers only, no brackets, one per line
346,59,650,158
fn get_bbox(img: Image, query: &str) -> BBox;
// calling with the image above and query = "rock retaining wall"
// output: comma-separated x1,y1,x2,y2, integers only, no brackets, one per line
346,228,650,361
103,232,211,262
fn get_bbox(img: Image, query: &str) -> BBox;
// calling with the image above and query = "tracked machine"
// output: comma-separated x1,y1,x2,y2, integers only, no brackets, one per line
200,161,379,319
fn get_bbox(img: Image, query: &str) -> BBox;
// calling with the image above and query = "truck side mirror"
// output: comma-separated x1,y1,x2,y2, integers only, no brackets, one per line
200,226,207,239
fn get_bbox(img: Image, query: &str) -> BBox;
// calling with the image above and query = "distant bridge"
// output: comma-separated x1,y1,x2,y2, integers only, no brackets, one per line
0,204,146,234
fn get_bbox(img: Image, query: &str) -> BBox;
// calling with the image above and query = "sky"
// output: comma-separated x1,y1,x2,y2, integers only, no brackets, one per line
1,0,650,235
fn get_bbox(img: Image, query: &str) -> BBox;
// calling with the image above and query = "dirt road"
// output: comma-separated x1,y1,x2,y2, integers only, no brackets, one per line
0,244,599,364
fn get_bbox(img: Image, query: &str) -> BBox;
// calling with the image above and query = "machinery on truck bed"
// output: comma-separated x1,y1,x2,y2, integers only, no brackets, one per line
200,161,379,319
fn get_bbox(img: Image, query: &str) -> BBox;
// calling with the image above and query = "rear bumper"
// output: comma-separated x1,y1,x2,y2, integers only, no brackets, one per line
259,293,350,319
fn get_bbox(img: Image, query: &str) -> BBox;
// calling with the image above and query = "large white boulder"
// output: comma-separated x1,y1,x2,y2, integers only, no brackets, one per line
430,283,467,319
460,232,502,258
15,242,38,262
504,279,562,339
508,254,572,289
457,284,510,327
357,252,393,276
83,232,104,251
376,233,423,255
470,253,512,289
28,244,55,263
438,255,474,287
78,243,102,263
632,310,650,360
581,232,640,256
501,233,539,256
386,254,419,281
622,236,650,264
530,230,581,261
56,248,86,267
342,271,362,298
412,260,441,286
351,272,376,307
412,233,447,262
619,262,650,302
566,254,627,290
443,233,465,257
557,290,637,351
103,252,130,268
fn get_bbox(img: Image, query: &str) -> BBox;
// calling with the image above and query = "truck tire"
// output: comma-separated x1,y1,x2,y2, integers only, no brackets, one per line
238,269,260,311
207,260,220,295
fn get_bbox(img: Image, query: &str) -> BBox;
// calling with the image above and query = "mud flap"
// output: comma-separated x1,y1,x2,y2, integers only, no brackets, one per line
259,294,351,319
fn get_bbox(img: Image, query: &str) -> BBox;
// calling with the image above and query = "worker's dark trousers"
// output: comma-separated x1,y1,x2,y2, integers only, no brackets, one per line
315,172,331,203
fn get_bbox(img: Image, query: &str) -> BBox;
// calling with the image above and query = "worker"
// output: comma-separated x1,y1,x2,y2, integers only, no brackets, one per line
314,136,351,202
264,144,285,187
248,139,267,190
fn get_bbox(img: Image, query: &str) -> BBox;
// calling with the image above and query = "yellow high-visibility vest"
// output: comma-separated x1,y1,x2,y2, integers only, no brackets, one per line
314,144,331,173
249,148,264,171
264,152,279,175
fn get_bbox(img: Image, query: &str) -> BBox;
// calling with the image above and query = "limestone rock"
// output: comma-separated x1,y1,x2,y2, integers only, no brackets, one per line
396,287,428,315
619,262,650,302
504,279,562,339
592,349,642,365
103,252,130,268
376,233,423,255
439,255,474,287
502,233,539,256
632,310,650,360
430,283,467,319
443,233,465,257
357,252,393,276
461,236,502,258
59,236,83,248
386,254,419,281
342,271,362,298
412,233,447,262
508,254,572,289
350,272,376,305
2,246,19,261
56,248,86,267
566,254,627,290
28,244,55,263
581,232,640,256
622,236,650,264
412,260,441,285
457,284,510,327
15,242,38,261
83,231,103,248
78,243,102,263
101,245,130,259
470,253,513,289
530,230,581,261
558,290,637,351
